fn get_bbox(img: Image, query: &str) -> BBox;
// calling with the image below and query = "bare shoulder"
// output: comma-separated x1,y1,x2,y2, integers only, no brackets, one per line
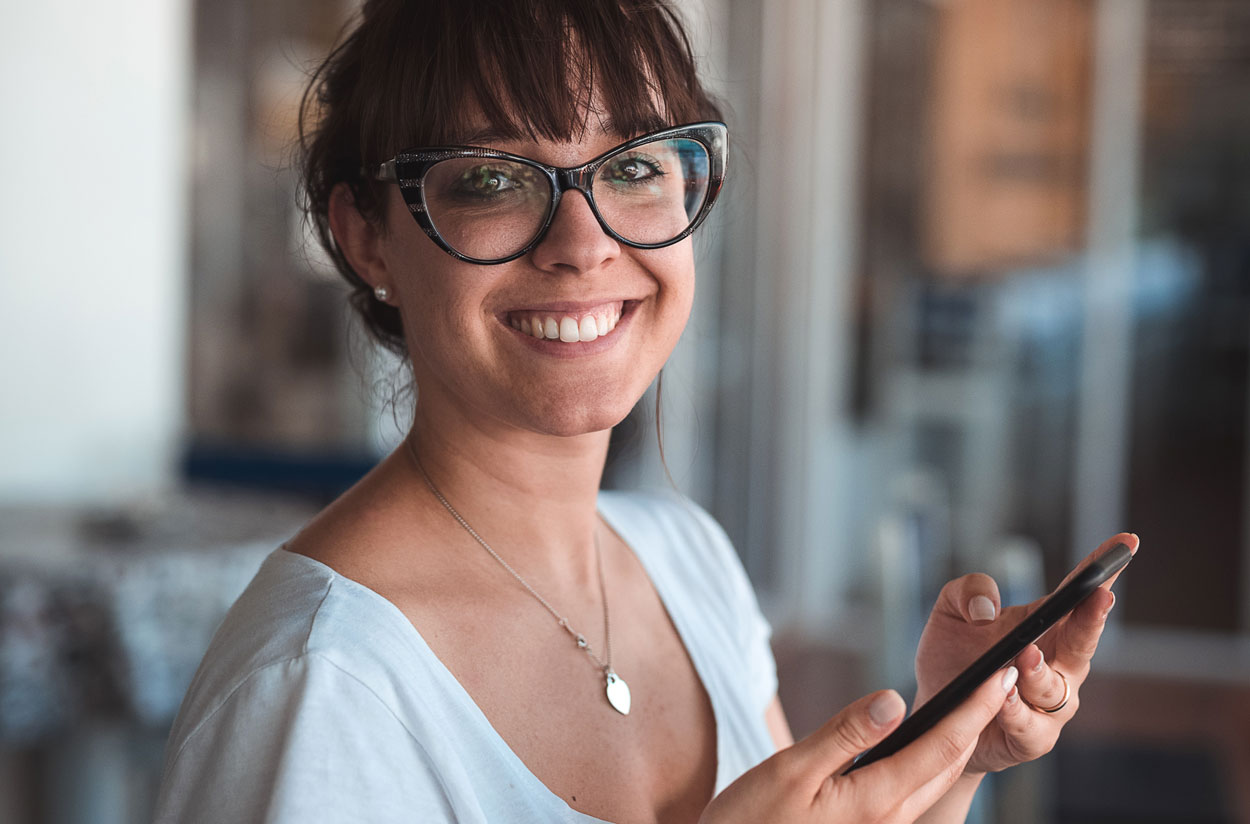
283,452,438,594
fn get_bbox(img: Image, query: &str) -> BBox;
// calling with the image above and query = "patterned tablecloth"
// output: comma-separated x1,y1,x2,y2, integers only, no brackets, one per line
0,490,316,745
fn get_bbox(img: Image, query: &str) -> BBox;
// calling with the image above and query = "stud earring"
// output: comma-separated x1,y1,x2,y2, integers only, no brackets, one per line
374,285,390,302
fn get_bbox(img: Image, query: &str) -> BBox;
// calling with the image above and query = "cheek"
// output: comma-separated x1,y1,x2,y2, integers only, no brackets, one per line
646,246,697,343
381,232,489,367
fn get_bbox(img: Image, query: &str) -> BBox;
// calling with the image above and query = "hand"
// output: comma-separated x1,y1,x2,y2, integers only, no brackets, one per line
914,532,1139,775
699,669,1017,824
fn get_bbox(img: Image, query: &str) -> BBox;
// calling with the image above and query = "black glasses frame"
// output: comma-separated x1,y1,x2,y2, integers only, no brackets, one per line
374,121,727,265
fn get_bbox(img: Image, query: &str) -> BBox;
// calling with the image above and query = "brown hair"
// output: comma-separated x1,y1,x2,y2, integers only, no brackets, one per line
299,0,723,355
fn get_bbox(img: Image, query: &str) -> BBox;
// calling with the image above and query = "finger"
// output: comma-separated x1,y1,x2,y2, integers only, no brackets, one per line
1050,587,1116,675
992,685,1057,763
1053,532,1140,595
1020,532,1136,623
895,738,979,821
1015,645,1076,715
790,690,907,786
935,572,1002,625
1089,532,1139,592
856,666,1017,798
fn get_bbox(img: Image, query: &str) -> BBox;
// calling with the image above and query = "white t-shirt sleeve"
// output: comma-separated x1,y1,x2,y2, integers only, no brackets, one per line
154,653,456,824
739,573,780,716
683,499,779,717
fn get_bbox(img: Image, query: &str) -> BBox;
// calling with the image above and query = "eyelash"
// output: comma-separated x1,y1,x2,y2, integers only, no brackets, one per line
605,153,666,184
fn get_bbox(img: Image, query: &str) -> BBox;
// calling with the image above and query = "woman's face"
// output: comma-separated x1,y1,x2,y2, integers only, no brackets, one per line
377,122,696,439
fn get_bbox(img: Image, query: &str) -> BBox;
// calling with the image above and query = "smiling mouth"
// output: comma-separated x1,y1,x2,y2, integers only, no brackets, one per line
505,301,630,343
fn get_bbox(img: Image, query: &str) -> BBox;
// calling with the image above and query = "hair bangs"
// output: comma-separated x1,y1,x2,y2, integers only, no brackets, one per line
368,0,717,154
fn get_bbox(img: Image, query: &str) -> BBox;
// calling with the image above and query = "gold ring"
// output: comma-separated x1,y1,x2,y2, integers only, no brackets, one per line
1022,668,1070,713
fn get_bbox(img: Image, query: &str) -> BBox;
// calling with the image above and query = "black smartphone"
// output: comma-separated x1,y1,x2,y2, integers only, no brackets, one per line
842,542,1134,775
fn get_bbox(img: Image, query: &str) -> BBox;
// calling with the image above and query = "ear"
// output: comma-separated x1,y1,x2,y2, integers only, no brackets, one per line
328,183,390,292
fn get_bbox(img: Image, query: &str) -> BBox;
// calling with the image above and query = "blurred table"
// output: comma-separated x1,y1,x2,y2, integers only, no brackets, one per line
0,488,316,746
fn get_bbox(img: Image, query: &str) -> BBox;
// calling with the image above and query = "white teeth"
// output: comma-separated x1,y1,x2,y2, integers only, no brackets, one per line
510,305,626,342
578,315,598,342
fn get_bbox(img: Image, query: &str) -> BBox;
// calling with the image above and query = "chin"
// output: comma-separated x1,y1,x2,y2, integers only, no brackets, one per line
512,386,644,438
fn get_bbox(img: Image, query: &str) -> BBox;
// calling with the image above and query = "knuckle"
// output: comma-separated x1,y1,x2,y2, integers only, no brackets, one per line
1044,675,1069,703
836,771,900,824
1005,705,1035,736
1070,634,1101,658
827,721,871,760
1005,729,1047,763
964,571,996,590
813,773,862,821
933,728,970,763
941,572,999,608
937,575,965,598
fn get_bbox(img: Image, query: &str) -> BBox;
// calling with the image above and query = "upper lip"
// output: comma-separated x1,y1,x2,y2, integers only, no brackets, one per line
499,298,638,314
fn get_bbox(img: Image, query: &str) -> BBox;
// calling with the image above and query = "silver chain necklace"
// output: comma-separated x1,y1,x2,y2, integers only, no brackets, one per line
406,441,632,716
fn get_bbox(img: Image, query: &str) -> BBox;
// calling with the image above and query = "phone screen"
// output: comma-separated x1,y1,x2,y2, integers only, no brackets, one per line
842,542,1133,775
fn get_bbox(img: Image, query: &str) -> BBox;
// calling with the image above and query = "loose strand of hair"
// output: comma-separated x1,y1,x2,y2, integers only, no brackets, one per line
655,370,678,491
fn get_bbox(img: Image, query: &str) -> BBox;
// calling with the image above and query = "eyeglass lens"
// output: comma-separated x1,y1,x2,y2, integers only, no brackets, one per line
420,137,711,261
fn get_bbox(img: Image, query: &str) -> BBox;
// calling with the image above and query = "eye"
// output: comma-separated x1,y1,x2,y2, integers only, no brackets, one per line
603,153,665,184
457,164,525,196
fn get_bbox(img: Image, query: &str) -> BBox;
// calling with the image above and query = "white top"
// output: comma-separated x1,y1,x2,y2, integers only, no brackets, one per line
154,491,779,823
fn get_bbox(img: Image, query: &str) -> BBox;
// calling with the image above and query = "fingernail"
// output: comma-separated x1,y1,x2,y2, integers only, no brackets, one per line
969,595,996,622
1033,649,1045,674
869,691,905,726
1002,666,1019,692
1104,591,1116,616
1006,686,1018,704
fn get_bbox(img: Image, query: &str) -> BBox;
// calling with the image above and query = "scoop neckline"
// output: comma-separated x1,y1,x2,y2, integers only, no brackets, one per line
278,491,725,823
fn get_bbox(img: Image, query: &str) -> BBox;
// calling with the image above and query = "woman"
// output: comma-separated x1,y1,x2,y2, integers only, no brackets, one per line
154,1,1135,821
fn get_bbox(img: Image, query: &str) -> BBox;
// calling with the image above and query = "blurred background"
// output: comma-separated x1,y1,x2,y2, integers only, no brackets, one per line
1,0,1248,821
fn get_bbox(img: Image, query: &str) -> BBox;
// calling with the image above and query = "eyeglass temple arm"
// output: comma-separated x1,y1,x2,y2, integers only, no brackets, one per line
374,160,398,182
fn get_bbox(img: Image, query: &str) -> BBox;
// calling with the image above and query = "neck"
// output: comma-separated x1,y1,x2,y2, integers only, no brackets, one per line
403,397,612,591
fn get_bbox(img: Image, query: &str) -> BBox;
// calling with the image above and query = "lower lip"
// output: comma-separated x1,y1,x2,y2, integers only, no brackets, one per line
502,302,638,358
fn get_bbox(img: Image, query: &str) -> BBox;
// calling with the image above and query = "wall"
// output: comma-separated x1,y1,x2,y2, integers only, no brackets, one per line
0,0,191,502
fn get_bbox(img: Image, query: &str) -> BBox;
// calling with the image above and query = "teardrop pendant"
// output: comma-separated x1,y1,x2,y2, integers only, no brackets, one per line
605,671,631,715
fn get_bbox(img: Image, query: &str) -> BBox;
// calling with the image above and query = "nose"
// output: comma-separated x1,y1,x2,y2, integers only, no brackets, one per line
528,190,620,275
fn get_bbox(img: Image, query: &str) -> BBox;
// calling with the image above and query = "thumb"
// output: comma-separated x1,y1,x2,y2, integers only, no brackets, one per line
790,690,907,783
935,572,1002,624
